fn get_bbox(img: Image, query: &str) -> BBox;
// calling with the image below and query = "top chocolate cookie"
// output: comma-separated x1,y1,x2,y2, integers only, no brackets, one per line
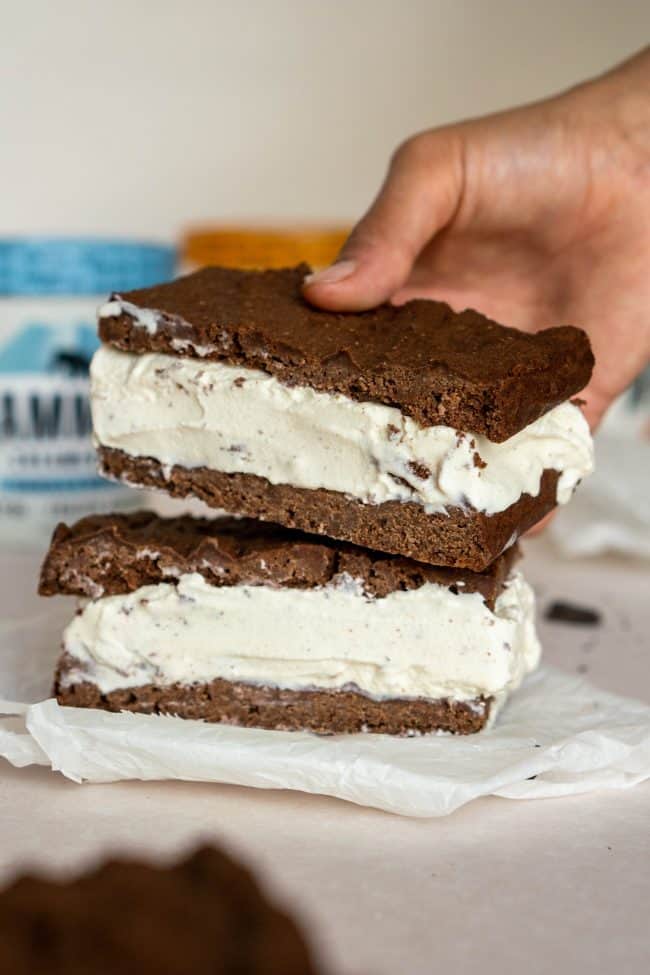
99,264,593,442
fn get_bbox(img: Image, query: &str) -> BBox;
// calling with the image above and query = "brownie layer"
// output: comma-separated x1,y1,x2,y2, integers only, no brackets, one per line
99,264,594,441
0,845,319,974
40,510,518,607
98,446,558,570
54,660,492,736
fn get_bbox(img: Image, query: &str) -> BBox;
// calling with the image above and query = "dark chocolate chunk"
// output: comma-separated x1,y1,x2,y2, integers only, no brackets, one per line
99,264,594,442
545,600,602,626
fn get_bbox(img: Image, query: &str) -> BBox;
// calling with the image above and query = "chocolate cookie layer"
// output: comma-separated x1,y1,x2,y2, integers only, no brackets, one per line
0,845,319,974
97,446,556,570
54,660,492,736
40,510,518,607
99,264,594,442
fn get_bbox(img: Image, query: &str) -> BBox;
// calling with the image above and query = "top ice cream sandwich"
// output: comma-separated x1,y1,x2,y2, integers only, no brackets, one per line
93,264,595,569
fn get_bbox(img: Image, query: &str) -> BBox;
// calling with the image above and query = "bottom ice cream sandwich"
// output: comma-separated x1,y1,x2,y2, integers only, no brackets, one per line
39,512,541,736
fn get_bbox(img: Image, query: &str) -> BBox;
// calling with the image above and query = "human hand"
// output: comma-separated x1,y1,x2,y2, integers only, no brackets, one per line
303,48,650,430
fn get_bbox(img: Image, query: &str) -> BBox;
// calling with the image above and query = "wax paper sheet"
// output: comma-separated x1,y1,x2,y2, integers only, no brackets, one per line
1,609,649,817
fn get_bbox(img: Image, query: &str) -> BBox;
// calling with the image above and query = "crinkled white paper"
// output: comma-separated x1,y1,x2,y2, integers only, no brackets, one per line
1,610,650,817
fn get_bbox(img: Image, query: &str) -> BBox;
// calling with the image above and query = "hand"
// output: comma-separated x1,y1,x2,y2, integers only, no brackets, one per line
303,48,650,430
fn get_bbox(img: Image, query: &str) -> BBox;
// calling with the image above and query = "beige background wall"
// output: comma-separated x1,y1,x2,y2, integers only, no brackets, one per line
2,0,649,239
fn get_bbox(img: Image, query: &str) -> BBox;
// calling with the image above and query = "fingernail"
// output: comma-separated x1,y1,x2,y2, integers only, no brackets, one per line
303,259,357,287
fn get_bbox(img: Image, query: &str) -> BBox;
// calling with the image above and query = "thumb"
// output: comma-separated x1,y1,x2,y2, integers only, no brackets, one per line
303,129,464,311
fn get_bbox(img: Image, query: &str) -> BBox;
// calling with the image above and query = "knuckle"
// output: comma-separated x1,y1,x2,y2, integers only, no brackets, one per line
343,220,384,256
390,131,436,171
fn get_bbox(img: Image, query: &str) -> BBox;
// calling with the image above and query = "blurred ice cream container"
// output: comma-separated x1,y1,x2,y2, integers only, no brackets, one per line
182,225,348,271
0,238,176,549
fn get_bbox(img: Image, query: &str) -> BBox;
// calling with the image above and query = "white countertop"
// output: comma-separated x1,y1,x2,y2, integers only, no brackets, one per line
1,537,648,975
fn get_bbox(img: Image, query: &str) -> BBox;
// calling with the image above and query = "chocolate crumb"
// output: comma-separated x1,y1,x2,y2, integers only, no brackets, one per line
545,600,601,626
388,472,414,491
407,460,431,480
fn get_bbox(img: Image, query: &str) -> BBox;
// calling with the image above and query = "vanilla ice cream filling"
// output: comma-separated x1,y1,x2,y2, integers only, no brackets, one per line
90,345,593,516
60,570,541,708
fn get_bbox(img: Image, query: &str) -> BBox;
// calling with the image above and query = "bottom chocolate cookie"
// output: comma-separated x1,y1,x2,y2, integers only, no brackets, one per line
55,664,493,736
97,445,560,570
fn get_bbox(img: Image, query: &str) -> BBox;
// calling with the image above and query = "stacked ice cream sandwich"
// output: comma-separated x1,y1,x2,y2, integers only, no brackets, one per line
39,265,595,735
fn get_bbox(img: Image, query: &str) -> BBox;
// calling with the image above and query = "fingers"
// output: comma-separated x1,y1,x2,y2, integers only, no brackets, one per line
525,509,557,536
303,129,464,311
579,382,613,432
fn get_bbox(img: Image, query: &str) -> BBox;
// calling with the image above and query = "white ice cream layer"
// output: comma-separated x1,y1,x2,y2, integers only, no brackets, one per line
90,345,593,516
61,570,541,704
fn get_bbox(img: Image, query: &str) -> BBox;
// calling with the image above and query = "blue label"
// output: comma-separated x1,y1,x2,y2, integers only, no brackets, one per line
0,238,176,295
0,321,99,375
